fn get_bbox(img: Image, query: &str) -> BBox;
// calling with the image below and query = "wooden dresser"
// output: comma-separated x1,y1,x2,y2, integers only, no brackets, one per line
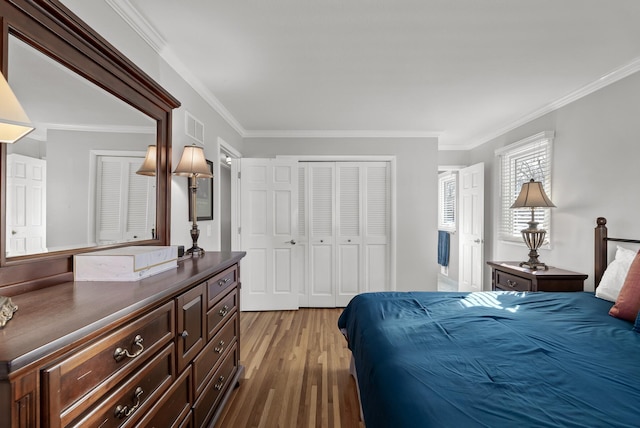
0,251,245,428
488,261,587,292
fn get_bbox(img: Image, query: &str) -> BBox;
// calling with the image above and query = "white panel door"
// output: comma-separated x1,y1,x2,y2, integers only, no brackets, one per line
240,158,299,311
458,162,484,292
6,154,47,256
308,163,336,307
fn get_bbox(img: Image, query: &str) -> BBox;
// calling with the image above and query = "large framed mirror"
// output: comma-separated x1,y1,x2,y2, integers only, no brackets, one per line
0,0,180,295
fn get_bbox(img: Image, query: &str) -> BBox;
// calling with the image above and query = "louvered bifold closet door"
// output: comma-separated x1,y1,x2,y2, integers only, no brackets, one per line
96,156,154,244
308,163,336,307
334,162,390,306
336,163,362,305
363,162,390,295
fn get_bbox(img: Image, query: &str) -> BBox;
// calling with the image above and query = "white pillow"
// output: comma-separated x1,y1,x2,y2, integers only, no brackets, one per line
596,245,638,302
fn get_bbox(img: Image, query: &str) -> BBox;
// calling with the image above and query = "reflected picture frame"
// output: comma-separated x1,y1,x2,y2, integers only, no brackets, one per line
188,159,214,221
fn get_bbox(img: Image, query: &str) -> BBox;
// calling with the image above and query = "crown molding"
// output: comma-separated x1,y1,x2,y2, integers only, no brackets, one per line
463,56,640,151
242,130,441,139
106,0,640,150
106,0,245,137
105,0,166,52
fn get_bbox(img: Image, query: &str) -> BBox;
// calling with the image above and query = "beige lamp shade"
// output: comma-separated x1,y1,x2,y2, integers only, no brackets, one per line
510,179,556,208
136,145,157,176
173,144,213,178
0,72,34,144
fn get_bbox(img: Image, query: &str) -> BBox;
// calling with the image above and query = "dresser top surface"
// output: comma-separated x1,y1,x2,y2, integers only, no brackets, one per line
0,251,245,379
487,261,588,279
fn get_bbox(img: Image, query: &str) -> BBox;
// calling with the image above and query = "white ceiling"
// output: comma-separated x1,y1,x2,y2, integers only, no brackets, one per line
110,0,640,149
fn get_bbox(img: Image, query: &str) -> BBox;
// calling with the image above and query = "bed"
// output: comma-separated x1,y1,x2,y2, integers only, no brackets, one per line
338,218,640,427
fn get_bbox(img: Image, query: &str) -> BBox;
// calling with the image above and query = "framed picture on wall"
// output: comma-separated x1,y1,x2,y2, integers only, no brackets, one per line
188,159,213,221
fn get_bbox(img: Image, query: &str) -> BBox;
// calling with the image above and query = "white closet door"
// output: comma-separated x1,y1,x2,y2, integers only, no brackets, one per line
96,156,154,244
297,165,310,307
335,163,362,305
308,162,336,307
302,161,390,307
240,158,300,311
362,162,390,294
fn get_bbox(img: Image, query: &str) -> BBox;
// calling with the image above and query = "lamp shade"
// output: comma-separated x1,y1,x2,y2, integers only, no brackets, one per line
136,145,157,176
510,179,556,208
0,72,34,144
173,144,213,178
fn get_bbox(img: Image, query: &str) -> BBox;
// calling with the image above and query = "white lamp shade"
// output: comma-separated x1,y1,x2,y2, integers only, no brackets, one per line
136,145,157,176
0,72,34,144
173,144,213,178
510,179,556,209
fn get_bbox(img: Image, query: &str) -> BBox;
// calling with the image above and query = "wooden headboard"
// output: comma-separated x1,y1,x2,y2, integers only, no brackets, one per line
594,217,640,287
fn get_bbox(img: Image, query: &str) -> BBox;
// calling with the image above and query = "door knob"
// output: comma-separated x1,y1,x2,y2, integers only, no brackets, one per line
289,240,296,245
474,239,482,243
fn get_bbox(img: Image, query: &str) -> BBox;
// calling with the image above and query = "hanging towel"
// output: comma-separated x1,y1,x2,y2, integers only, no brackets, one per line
438,230,450,267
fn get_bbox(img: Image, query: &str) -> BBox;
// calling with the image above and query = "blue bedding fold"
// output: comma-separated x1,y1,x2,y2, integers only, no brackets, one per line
338,291,640,428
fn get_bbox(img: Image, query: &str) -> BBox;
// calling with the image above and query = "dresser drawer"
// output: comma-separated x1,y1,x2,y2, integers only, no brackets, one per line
192,343,238,427
43,302,174,421
194,315,238,397
207,265,238,306
207,288,237,340
135,366,191,428
66,344,174,428
495,270,532,291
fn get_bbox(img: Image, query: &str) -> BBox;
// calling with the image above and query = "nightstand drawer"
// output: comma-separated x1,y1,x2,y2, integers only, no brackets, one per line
495,270,531,291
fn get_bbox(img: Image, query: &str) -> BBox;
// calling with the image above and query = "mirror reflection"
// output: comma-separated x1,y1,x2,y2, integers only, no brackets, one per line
5,36,157,257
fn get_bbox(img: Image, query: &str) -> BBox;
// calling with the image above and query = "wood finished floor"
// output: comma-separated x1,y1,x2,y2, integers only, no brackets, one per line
214,309,364,428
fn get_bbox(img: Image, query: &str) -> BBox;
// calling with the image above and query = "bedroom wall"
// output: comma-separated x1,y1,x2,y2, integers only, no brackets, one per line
243,137,440,292
469,70,640,291
60,0,244,252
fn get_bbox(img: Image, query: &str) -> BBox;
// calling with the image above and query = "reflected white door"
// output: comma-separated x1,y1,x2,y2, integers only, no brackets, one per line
6,154,47,256
458,163,484,292
240,158,300,311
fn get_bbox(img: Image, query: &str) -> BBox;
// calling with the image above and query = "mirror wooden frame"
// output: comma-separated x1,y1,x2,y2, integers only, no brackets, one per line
0,0,180,296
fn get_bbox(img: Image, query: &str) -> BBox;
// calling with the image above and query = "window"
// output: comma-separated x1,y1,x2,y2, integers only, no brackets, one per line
438,172,456,231
496,131,554,244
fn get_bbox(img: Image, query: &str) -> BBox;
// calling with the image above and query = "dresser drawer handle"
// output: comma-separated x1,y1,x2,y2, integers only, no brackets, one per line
219,305,229,317
114,386,144,419
218,278,231,286
113,335,144,362
507,280,518,288
214,375,225,391
214,340,225,354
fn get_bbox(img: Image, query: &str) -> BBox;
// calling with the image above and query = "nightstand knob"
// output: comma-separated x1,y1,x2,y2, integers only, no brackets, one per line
507,280,517,287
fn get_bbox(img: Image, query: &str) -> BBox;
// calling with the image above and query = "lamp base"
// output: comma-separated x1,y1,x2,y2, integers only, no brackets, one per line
519,260,549,271
186,223,205,257
519,222,548,270
185,245,205,257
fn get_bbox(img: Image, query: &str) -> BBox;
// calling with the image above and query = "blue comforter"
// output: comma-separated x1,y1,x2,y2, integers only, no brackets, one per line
338,291,640,428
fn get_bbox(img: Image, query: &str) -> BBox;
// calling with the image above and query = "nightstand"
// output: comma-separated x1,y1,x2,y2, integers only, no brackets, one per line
487,261,587,292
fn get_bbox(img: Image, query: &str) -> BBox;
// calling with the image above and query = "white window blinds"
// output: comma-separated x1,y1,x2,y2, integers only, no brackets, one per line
497,131,554,244
438,172,456,231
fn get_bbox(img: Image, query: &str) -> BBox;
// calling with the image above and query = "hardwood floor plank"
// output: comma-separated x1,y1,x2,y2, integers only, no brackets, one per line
214,308,363,428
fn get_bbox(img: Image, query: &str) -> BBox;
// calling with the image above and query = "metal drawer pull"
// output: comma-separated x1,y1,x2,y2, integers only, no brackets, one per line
113,335,144,362
214,375,226,391
507,280,517,287
214,340,225,353
219,305,229,317
218,277,231,286
114,386,144,419
181,330,189,338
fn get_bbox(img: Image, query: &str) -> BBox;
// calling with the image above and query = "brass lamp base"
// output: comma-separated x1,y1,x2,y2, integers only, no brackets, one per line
519,221,548,271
